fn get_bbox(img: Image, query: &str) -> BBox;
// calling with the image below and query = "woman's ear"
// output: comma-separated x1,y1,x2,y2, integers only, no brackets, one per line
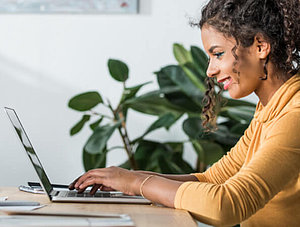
254,33,271,59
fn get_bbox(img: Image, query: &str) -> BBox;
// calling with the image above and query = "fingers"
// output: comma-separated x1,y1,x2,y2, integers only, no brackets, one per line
90,184,102,195
69,176,81,190
77,177,103,190
69,170,102,191
89,184,115,195
70,167,120,193
101,186,115,191
74,169,104,189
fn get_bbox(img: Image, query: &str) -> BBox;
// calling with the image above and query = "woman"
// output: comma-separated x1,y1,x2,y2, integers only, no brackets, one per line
69,0,300,226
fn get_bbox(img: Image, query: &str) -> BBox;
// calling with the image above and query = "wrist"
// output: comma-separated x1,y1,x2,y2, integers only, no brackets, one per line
139,175,155,198
132,174,147,195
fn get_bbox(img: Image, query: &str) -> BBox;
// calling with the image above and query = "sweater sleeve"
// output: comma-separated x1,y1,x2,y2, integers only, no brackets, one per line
175,111,300,226
193,119,254,184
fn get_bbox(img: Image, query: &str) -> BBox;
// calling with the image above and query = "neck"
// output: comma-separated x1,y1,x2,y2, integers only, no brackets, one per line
255,70,291,106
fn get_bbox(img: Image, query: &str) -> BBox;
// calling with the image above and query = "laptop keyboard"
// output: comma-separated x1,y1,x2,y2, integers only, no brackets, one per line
60,191,112,198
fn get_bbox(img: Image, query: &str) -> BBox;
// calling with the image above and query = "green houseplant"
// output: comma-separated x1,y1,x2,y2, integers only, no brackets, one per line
68,44,256,173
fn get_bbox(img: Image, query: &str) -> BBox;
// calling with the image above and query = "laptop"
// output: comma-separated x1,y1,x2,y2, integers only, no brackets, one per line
4,107,151,204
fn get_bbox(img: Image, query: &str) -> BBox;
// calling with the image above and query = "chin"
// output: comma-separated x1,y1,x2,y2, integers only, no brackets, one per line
228,90,246,100
228,94,241,99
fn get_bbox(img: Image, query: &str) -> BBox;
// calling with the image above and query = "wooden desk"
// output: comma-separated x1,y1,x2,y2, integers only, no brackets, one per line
0,187,197,227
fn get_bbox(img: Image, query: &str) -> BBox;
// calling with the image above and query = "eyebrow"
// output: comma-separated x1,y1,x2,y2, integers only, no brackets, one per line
208,45,221,53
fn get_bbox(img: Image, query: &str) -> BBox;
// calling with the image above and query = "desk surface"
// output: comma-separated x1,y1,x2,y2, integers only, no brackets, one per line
0,187,197,227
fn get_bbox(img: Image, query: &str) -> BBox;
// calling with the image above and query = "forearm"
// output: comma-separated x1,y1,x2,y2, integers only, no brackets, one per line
135,171,199,182
133,175,183,207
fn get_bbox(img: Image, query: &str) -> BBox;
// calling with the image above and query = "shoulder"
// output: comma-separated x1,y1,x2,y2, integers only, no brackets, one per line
289,91,300,108
279,89,300,117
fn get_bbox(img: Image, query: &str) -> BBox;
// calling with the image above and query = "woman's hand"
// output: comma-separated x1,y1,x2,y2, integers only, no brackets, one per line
69,166,146,195
69,166,183,207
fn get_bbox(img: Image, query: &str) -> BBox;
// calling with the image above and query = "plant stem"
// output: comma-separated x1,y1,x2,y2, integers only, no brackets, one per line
107,100,138,170
118,111,138,170
89,112,113,120
107,146,125,152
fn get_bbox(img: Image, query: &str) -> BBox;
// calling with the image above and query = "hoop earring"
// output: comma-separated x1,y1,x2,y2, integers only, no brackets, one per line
259,55,269,80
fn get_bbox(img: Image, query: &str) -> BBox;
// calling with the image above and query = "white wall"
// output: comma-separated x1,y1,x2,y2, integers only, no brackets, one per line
0,0,258,187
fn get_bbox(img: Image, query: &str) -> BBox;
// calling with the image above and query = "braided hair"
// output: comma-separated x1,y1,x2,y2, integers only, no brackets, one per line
198,0,300,130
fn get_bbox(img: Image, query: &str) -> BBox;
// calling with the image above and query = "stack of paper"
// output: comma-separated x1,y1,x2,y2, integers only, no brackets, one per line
0,211,135,227
0,199,44,212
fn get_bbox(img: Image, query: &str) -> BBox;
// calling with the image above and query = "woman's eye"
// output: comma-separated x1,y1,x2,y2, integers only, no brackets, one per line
213,52,225,59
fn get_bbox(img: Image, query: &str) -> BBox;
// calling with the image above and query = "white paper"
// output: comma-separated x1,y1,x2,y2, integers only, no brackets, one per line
0,197,8,201
0,205,45,212
0,215,135,226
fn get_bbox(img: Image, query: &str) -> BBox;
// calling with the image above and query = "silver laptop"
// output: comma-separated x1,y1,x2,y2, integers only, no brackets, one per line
4,107,150,204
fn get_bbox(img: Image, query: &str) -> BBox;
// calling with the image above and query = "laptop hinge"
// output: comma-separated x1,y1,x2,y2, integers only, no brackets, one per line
49,189,59,196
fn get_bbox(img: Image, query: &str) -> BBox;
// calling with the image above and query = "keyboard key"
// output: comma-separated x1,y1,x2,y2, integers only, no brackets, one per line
76,193,84,197
94,193,111,198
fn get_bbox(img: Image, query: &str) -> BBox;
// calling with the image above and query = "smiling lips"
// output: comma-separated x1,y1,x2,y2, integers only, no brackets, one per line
217,77,233,90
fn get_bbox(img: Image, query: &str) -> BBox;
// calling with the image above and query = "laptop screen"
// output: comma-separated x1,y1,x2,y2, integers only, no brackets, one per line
5,107,53,195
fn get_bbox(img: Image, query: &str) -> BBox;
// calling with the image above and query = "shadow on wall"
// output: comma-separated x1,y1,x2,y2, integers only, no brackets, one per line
0,52,84,186
0,52,73,95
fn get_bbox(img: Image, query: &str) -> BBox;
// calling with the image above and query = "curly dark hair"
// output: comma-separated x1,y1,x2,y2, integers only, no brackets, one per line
197,0,300,130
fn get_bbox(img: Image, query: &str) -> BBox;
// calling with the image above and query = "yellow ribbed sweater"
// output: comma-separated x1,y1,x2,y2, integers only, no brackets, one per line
174,75,300,227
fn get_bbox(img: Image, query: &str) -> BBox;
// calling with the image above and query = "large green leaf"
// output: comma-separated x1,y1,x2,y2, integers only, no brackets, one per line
124,87,185,116
125,95,179,116
89,117,103,131
209,125,240,146
158,155,183,174
163,92,203,112
108,59,129,82
159,65,204,105
68,91,103,111
181,64,206,92
132,113,181,144
226,106,255,123
219,119,241,129
70,114,91,136
142,113,180,136
165,142,194,173
190,46,208,79
191,140,205,162
156,71,202,112
173,43,193,65
133,140,192,173
229,122,249,135
170,151,194,173
223,98,256,107
119,82,152,120
83,148,107,171
134,140,159,170
192,140,224,165
84,121,121,154
201,141,224,165
183,117,204,140
120,81,151,103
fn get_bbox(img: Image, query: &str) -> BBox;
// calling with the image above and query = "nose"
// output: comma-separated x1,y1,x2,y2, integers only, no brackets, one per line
206,60,219,78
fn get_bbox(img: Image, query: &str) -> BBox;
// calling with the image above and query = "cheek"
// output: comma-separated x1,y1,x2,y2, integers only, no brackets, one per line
222,54,238,74
228,83,253,99
219,58,236,75
239,52,262,75
229,73,260,99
